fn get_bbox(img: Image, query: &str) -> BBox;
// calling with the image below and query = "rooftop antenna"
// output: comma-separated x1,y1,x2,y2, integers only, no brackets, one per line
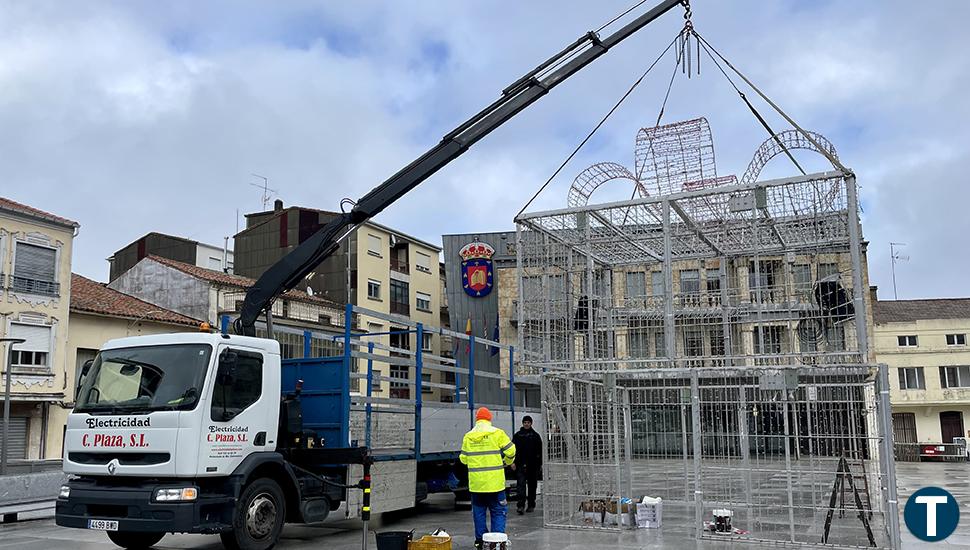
890,242,909,300
249,173,278,210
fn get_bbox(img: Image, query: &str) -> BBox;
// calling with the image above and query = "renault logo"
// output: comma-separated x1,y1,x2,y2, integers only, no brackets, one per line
107,459,119,476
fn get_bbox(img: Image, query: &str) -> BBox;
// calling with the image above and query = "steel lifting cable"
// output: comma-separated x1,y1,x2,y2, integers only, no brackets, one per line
690,31,805,178
691,30,850,177
619,25,690,227
515,33,681,220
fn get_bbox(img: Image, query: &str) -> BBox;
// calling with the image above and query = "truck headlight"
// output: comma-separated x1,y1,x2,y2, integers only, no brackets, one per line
59,485,71,499
153,487,198,502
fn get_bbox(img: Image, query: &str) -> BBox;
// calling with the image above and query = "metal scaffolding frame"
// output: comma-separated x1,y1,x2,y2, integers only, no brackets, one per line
541,364,901,548
516,168,868,373
515,120,900,547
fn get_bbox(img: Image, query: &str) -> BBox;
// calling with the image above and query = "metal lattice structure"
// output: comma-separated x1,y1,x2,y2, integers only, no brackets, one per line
541,365,901,548
517,120,868,373
517,120,901,547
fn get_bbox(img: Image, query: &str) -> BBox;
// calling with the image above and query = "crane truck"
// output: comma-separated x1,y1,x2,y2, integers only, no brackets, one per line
54,1,687,548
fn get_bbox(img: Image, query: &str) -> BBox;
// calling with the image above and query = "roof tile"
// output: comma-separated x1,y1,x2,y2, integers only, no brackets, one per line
71,273,200,326
0,197,79,227
146,255,342,309
873,298,970,324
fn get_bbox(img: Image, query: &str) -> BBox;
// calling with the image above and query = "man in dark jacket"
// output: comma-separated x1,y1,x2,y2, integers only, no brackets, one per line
511,416,542,514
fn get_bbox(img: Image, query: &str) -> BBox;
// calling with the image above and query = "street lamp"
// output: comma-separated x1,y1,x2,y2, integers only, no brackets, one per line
0,337,25,475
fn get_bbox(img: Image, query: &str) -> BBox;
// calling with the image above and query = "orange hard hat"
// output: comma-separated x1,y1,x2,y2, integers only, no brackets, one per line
475,407,492,422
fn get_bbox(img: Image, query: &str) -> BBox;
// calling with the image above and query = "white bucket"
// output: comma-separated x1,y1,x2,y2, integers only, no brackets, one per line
483,532,509,549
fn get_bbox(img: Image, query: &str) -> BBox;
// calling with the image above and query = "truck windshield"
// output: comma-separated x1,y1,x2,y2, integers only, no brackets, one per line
75,344,213,414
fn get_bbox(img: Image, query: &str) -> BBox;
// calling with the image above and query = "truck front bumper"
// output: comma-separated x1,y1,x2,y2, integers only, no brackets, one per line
55,478,234,534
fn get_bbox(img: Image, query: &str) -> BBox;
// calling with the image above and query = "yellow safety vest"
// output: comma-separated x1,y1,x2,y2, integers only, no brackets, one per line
460,420,516,493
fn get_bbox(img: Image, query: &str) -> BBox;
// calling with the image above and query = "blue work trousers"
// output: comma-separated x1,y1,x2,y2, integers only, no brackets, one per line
471,490,507,541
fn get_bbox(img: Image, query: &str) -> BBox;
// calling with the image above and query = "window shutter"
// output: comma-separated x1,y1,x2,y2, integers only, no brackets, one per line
9,323,52,352
14,243,56,282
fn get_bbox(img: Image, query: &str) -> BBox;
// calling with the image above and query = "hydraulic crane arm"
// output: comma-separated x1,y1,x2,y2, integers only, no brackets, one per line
235,0,684,335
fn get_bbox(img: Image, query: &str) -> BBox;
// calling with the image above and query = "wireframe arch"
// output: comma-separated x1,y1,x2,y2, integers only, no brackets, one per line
567,162,646,207
741,130,839,184
635,117,719,197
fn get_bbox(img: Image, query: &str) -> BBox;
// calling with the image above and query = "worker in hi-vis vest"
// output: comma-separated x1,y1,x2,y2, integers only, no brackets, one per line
460,407,516,549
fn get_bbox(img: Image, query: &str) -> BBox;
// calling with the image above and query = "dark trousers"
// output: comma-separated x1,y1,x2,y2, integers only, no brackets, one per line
516,464,539,509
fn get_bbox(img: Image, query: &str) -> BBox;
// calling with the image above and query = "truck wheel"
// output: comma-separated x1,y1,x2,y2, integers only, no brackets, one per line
106,531,164,549
221,478,286,550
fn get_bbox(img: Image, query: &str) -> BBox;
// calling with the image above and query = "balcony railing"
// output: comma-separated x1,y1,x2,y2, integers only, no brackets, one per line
390,300,409,316
11,276,59,297
390,257,409,274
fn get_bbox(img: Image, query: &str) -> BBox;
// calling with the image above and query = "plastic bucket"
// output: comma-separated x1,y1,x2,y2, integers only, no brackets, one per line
375,530,413,550
482,532,508,550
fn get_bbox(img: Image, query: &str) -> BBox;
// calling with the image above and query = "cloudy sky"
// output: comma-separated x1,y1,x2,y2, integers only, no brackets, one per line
2,0,966,299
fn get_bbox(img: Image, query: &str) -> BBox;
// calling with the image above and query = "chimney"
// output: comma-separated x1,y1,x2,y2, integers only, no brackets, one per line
274,199,284,212
869,285,878,303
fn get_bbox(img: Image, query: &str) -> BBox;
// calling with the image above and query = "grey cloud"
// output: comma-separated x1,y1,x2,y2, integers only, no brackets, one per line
1,0,967,300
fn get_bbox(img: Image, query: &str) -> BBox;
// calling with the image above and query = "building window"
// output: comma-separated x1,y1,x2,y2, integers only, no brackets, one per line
946,334,967,347
684,328,704,357
628,319,649,358
705,268,721,306
389,327,410,351
651,271,664,297
367,234,382,257
367,279,381,300
749,260,781,302
8,322,52,373
548,274,567,317
416,292,432,312
390,279,409,315
13,242,59,296
892,413,917,444
679,270,700,305
753,326,783,354
652,322,666,358
626,271,646,303
793,264,812,300
11,349,48,367
709,330,725,356
390,365,410,399
898,367,926,390
940,366,970,389
818,262,839,280
421,333,433,352
415,251,432,273
825,324,845,351
421,372,433,394
897,335,918,347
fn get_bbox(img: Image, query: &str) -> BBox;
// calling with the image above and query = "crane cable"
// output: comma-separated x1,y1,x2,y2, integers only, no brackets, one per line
689,30,805,178
690,30,851,177
515,32,682,220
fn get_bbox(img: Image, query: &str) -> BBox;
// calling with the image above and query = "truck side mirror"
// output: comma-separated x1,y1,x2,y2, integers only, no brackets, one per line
76,359,94,400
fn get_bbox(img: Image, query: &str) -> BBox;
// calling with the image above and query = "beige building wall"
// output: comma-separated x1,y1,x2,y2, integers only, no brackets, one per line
354,224,443,399
0,210,76,460
505,247,872,373
877,317,970,443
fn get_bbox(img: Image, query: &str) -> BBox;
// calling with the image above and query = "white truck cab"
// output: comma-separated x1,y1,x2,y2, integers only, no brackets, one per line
64,333,280,479
57,332,301,550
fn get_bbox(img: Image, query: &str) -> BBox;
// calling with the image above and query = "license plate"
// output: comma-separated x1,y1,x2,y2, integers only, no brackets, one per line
87,519,119,531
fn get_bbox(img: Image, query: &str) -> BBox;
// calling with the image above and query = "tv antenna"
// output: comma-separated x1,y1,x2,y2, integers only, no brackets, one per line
249,173,278,210
890,242,909,300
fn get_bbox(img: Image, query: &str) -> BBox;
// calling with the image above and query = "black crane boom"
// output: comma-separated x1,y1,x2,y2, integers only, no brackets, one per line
235,0,683,335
